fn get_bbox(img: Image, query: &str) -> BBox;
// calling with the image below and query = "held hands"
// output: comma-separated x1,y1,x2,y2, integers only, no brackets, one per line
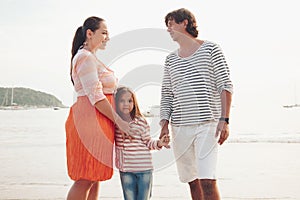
159,120,170,148
215,120,229,145
158,135,171,148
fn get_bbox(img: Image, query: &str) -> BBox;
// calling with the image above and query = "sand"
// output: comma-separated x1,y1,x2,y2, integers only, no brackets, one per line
1,142,300,199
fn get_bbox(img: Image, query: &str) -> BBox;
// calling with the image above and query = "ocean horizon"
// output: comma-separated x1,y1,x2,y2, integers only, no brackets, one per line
0,107,300,143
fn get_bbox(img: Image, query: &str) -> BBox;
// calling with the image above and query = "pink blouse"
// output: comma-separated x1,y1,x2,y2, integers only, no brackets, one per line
72,49,117,105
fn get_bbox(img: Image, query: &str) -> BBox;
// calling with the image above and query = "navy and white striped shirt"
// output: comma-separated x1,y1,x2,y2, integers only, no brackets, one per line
160,41,233,126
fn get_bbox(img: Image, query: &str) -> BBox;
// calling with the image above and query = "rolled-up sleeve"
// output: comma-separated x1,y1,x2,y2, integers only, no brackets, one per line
76,54,106,105
211,44,233,94
160,57,173,121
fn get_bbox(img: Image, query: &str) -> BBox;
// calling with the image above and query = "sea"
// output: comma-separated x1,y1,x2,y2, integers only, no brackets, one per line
0,107,300,199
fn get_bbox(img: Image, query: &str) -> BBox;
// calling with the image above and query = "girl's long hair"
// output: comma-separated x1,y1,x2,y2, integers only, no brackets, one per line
70,16,104,84
115,86,144,120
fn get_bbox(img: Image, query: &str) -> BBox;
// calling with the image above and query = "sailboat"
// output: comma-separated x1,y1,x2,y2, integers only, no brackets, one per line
0,87,21,110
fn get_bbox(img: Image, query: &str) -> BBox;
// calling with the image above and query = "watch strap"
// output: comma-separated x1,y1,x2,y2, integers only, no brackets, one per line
219,117,229,124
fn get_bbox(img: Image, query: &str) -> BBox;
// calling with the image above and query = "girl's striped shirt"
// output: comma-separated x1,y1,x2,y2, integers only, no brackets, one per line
115,117,161,172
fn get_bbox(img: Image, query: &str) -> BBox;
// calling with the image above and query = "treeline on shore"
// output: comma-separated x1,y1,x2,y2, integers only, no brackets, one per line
0,87,66,108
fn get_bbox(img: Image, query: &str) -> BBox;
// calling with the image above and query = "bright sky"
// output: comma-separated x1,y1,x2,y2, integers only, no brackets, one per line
1,0,300,134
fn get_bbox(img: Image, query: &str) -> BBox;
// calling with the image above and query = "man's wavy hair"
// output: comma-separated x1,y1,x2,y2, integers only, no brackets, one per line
165,8,198,38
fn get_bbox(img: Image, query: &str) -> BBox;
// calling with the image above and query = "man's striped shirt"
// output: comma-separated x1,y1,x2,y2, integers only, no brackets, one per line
160,41,233,126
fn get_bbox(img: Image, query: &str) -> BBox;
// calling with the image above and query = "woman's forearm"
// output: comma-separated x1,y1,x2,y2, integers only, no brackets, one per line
95,98,131,136
94,98,122,124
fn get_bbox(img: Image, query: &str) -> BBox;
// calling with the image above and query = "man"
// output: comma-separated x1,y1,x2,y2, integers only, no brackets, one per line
160,8,233,200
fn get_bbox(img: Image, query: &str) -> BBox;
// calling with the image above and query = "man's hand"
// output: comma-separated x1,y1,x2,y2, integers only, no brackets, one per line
215,121,229,145
159,120,170,148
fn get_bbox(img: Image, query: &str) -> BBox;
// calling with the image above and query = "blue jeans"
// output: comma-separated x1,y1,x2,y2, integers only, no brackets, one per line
119,170,153,200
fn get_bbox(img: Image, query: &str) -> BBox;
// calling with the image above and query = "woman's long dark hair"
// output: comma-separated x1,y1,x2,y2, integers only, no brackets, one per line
70,16,104,84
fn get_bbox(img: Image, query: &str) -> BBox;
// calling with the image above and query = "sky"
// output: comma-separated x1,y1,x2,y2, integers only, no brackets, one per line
0,0,300,134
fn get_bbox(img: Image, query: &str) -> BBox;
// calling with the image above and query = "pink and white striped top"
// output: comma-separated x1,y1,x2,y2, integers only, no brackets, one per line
72,49,117,105
115,117,162,172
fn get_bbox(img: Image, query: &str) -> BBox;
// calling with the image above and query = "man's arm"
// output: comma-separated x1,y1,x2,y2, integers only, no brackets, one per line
216,90,232,145
159,119,169,138
160,58,172,139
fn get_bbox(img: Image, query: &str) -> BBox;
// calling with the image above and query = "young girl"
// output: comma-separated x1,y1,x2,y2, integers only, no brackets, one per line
115,86,170,200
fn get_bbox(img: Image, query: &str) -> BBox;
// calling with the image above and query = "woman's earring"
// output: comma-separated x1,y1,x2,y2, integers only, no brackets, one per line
83,41,88,46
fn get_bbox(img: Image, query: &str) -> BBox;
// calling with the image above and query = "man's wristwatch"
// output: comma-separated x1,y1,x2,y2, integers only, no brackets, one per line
219,117,229,124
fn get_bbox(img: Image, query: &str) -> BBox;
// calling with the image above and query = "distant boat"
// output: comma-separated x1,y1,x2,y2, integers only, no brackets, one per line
0,87,24,110
53,107,60,110
142,105,160,117
283,104,300,108
283,84,300,108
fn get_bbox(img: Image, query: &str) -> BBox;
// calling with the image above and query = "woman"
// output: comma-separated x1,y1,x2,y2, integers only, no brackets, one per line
65,16,131,200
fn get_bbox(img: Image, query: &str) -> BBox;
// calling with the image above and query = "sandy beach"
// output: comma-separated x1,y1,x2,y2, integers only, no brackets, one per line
1,109,300,199
1,142,300,199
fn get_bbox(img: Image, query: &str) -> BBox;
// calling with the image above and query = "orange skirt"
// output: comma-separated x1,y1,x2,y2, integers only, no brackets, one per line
65,95,115,181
